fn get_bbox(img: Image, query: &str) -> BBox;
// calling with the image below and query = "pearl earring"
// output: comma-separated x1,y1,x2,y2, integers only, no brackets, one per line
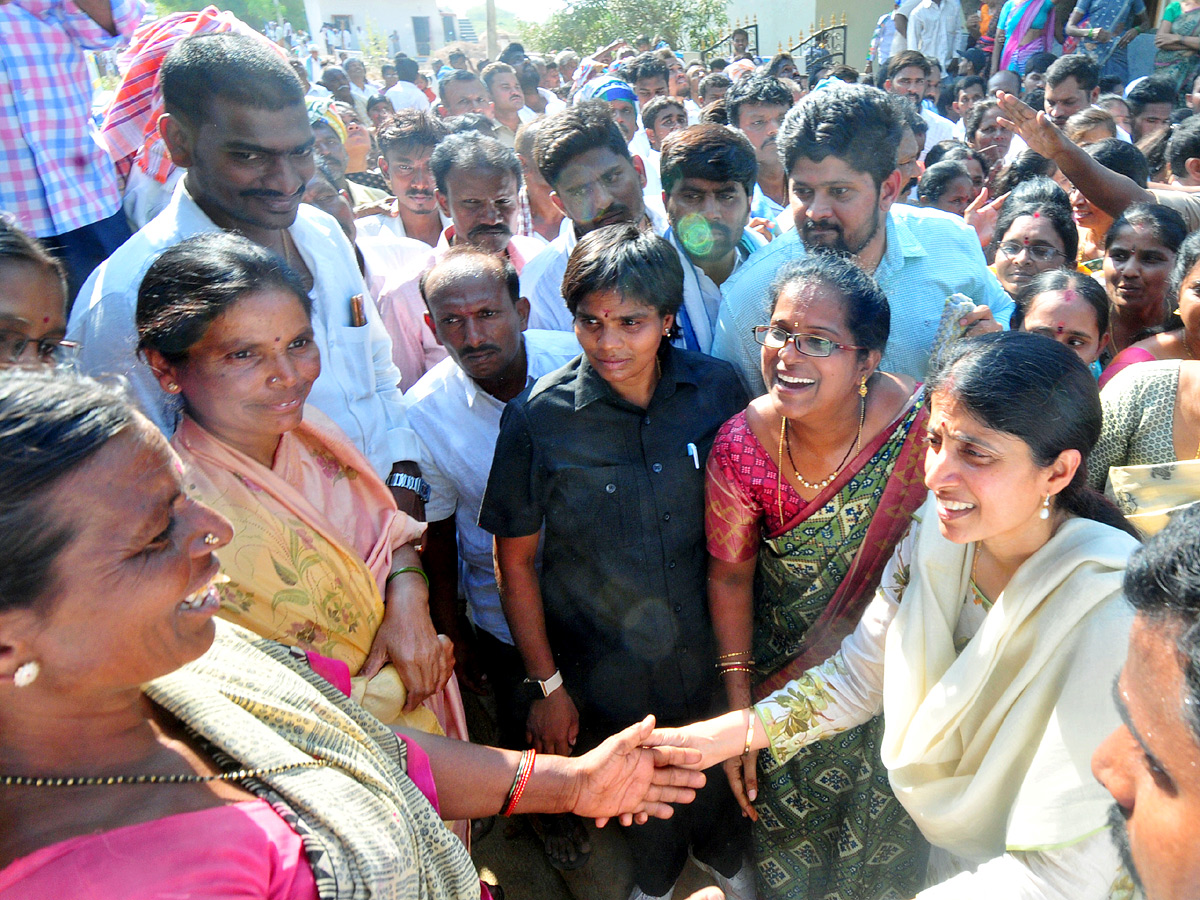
13,660,39,688
1040,494,1051,520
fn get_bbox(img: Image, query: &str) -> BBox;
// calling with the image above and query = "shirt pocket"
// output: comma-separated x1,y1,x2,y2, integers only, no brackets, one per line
333,323,375,402
548,464,642,550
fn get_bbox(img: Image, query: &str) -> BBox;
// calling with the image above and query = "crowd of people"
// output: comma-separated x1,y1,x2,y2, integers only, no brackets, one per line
3,0,1200,898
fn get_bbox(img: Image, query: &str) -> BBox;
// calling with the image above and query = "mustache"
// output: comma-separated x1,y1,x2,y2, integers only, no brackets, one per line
405,188,435,198
1107,804,1144,892
468,224,512,239
460,343,503,357
240,185,306,201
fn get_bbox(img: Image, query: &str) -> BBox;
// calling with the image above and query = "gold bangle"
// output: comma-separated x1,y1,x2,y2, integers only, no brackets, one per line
743,708,756,756
717,650,752,660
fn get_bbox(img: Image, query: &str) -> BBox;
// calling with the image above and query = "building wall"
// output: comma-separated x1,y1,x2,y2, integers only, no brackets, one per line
305,0,446,58
723,0,893,71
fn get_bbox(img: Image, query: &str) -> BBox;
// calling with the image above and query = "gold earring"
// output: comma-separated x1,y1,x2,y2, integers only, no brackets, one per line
167,382,179,393
859,375,868,398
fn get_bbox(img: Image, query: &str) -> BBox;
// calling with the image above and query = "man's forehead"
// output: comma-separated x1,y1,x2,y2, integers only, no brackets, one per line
206,100,312,144
674,176,745,193
557,148,631,183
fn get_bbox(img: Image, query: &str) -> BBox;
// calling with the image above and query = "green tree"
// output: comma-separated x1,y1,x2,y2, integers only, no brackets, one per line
521,0,726,54
151,0,307,30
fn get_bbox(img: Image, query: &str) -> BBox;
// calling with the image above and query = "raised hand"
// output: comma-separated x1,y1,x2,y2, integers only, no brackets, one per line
995,92,1070,162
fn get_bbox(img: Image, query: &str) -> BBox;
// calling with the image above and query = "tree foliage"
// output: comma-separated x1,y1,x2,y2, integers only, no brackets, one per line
521,0,727,55
151,0,307,31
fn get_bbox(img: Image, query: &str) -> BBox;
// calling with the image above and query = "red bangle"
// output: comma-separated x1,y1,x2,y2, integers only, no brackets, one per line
501,749,537,816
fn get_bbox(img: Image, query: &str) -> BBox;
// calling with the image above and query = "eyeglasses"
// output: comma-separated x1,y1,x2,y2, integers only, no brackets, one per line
996,241,1065,263
752,325,864,357
0,329,78,365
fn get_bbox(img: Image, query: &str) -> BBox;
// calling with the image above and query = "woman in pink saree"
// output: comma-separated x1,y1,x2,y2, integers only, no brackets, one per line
705,256,931,899
135,232,466,751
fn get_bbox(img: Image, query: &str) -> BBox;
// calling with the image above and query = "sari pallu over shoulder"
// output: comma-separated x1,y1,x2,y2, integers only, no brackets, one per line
753,391,929,702
172,410,467,743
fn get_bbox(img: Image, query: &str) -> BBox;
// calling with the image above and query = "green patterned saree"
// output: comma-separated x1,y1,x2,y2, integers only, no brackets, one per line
751,398,929,900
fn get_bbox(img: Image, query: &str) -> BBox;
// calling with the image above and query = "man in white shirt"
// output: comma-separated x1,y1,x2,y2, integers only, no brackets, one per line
303,42,323,83
409,246,579,735
385,56,431,112
908,0,964,69
69,33,426,509
518,102,666,332
659,124,763,354
884,50,955,159
357,110,449,247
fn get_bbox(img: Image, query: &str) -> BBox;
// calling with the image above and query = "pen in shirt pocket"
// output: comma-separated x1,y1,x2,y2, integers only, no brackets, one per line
350,293,366,327
687,442,700,469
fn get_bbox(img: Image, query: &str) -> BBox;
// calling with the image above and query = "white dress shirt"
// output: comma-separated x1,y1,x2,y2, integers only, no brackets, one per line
908,0,964,67
68,181,417,476
407,329,582,643
385,80,431,112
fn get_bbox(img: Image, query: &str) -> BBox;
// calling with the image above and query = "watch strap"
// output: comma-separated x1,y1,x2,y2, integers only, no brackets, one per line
524,669,563,697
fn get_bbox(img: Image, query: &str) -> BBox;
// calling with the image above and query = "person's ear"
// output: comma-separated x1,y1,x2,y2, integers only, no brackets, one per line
1185,156,1200,183
549,190,568,218
159,113,196,168
437,103,448,117
878,167,904,210
423,312,445,346
1047,448,1083,497
436,190,452,218
516,296,531,330
631,154,647,190
378,155,390,178
1090,86,1101,105
143,348,185,396
883,79,894,94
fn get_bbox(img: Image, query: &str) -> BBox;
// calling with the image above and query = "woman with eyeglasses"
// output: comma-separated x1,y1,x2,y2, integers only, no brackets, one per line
0,217,75,369
988,199,1077,297
661,332,1143,899
705,254,931,899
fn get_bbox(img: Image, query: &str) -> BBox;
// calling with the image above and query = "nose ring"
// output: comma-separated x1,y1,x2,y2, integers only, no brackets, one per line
268,375,279,385
204,533,220,546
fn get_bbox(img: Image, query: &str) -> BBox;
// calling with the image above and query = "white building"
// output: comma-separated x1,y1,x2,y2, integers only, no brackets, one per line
720,2,889,72
300,0,462,59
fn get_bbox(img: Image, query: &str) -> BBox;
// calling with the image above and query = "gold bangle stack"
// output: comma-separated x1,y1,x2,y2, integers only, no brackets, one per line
716,650,755,678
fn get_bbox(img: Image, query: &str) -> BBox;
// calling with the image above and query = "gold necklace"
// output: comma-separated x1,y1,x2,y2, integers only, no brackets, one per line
0,759,326,788
778,384,867,494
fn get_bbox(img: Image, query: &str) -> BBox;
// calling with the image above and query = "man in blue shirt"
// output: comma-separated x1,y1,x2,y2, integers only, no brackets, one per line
713,83,1013,395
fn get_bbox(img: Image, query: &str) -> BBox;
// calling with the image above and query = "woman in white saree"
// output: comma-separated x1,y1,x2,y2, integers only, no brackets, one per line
650,332,1144,899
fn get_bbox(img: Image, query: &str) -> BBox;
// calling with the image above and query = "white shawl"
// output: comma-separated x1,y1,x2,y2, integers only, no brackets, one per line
882,496,1138,862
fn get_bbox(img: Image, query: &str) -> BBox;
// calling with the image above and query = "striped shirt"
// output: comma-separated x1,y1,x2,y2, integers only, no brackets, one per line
0,0,144,236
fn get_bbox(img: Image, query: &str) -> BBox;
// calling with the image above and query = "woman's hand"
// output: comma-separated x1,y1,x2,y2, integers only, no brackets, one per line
642,709,753,772
723,752,759,820
362,571,454,710
1115,27,1138,48
566,716,708,826
960,304,1001,336
964,187,1008,249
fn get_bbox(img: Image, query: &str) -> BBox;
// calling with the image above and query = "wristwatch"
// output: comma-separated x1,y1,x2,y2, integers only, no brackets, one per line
386,472,431,502
523,669,564,698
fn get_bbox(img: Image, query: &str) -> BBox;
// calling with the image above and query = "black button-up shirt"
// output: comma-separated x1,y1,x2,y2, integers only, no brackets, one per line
479,345,748,727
